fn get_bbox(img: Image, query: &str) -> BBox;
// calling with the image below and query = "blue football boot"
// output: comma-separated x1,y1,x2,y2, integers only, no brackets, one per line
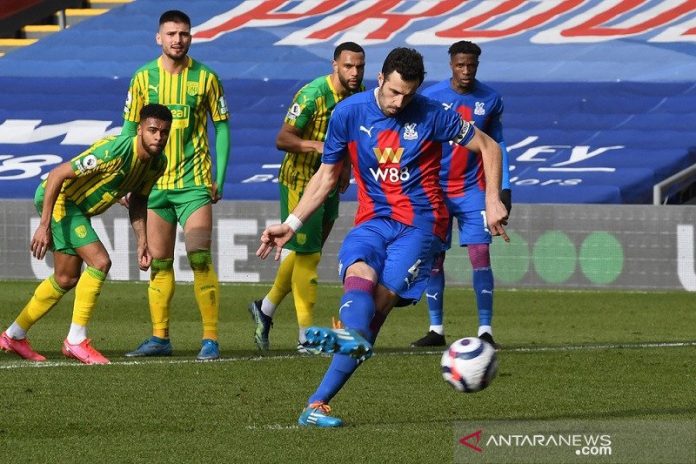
298,402,343,428
304,326,373,361
197,339,220,361
125,336,173,357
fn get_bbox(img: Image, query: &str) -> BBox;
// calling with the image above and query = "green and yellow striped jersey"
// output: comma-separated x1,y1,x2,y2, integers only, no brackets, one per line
123,56,228,190
279,75,361,190
36,134,167,221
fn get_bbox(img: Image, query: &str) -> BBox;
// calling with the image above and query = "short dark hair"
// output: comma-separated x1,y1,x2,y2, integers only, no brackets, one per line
140,104,172,123
333,42,364,60
159,10,191,27
381,47,425,85
448,40,481,58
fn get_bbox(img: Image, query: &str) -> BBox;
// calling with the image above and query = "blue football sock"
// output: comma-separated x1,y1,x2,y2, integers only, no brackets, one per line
308,354,359,404
306,277,375,405
338,282,375,338
472,267,494,327
426,269,445,326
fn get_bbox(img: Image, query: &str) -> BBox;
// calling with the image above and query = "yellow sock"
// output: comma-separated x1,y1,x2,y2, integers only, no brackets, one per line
291,252,321,329
189,250,219,341
15,276,67,331
267,251,295,306
72,267,106,326
149,258,174,339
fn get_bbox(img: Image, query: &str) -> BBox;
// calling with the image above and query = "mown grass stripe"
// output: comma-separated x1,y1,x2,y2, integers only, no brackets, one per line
2,340,694,370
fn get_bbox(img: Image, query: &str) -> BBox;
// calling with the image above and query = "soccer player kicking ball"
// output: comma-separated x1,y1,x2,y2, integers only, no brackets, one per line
257,48,508,427
0,104,172,364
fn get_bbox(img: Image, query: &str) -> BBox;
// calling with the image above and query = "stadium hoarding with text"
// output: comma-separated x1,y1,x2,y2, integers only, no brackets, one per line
1,0,695,205
0,200,694,291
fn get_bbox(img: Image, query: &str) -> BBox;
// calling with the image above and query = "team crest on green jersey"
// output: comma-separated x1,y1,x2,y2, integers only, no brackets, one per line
187,82,199,96
296,233,307,245
74,225,87,239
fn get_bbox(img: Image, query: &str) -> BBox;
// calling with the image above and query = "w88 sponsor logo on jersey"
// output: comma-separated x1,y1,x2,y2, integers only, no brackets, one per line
369,146,410,183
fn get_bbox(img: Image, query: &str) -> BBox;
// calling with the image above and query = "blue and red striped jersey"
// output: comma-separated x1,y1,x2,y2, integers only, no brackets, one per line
421,79,505,208
322,88,473,240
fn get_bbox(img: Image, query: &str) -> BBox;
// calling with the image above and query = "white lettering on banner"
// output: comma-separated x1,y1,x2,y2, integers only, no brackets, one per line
218,219,260,282
0,120,120,145
550,145,625,167
0,155,63,180
5,125,630,188
242,174,276,183
509,177,582,187
512,138,624,174
677,224,696,291
507,136,539,150
189,0,696,45
242,164,281,184
516,145,572,162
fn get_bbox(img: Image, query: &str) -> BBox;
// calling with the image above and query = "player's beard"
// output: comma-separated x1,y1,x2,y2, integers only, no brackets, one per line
338,73,361,93
165,44,189,62
453,75,474,93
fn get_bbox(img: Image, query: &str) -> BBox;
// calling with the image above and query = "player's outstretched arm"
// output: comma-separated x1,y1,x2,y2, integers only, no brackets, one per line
464,127,509,242
257,161,342,260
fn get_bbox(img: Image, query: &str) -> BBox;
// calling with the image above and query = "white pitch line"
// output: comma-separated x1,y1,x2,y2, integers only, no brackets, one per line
506,340,696,352
1,340,694,370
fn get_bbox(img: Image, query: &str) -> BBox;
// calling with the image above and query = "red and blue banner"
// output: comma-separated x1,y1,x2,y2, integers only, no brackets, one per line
1,0,695,203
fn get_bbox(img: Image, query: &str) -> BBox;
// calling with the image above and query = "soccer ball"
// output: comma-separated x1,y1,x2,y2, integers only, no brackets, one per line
441,337,498,393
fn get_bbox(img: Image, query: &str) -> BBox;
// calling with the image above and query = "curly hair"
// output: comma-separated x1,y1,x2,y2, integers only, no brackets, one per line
448,41,481,58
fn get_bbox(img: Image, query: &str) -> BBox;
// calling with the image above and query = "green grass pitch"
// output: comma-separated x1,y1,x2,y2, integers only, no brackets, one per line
0,281,694,463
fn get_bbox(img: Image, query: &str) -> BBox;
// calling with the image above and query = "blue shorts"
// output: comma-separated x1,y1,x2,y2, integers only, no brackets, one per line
443,195,492,249
337,218,443,302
